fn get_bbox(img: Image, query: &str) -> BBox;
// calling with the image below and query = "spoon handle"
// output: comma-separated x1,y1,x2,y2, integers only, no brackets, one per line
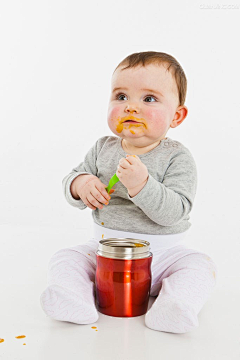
106,173,119,194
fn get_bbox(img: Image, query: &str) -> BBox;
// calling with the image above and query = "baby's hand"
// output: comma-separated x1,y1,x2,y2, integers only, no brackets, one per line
74,175,114,210
116,155,149,197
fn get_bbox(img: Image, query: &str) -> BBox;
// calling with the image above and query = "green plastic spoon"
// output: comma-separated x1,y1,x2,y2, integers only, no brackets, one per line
106,173,119,194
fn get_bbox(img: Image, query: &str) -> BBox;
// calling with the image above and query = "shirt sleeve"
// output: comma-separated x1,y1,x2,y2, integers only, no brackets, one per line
128,149,197,226
62,139,102,209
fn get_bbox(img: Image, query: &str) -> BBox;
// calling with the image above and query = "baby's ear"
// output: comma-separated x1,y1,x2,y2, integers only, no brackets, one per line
171,106,188,128
170,119,180,128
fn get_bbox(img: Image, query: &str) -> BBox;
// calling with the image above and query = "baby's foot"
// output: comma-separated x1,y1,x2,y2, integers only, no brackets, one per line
145,295,199,334
40,284,99,324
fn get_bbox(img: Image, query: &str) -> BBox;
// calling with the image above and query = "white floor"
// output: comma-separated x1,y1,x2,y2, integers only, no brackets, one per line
0,225,239,360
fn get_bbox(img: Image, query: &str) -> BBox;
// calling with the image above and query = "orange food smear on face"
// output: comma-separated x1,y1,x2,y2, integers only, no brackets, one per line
0,339,4,343
15,335,26,339
116,121,123,133
116,116,147,133
88,253,91,255
130,130,135,134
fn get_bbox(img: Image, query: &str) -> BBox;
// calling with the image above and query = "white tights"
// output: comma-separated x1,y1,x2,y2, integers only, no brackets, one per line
40,224,217,333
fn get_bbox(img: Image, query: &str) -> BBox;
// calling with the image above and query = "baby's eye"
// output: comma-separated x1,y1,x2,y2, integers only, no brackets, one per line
144,95,157,102
116,93,127,101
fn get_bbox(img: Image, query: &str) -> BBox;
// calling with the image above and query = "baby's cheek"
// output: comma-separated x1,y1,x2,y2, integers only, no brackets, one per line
145,109,165,128
145,108,155,119
145,108,163,121
108,106,121,120
107,106,122,134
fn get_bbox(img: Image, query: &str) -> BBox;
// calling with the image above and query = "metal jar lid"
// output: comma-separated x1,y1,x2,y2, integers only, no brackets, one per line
96,238,152,260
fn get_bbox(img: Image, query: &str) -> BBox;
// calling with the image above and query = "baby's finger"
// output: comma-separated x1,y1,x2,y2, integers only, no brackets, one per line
87,193,104,209
97,183,111,201
119,158,131,169
125,154,139,165
93,187,110,205
84,198,97,210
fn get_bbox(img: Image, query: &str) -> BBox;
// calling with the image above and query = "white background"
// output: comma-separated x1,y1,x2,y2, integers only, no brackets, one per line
0,1,239,359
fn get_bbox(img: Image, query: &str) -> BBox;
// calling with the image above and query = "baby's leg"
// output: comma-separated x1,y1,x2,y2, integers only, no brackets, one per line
40,238,99,324
145,250,217,334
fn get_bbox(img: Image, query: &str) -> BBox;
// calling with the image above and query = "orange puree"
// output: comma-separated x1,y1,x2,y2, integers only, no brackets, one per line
135,243,144,247
0,339,4,343
116,122,123,133
116,116,147,133
15,335,26,339
116,122,144,133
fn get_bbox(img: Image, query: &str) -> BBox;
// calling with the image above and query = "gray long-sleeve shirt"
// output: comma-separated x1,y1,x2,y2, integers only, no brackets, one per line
62,136,197,235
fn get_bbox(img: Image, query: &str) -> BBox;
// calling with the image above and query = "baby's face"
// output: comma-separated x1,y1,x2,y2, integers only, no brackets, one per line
107,63,185,149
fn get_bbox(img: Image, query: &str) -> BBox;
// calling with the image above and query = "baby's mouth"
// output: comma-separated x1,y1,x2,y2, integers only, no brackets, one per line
116,116,147,133
124,120,140,124
121,115,145,125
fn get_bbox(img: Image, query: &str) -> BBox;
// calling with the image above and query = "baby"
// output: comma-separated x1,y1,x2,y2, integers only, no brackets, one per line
40,51,217,334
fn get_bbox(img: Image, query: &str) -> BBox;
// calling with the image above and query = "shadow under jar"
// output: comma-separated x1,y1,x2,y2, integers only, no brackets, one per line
95,238,153,317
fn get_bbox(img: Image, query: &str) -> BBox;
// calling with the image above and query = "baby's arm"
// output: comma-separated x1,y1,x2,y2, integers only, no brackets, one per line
120,149,197,227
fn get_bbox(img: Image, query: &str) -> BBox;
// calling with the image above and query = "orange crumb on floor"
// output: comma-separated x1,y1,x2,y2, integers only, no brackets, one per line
0,339,4,343
15,335,26,339
23,343,26,345
91,326,97,329
101,222,104,225
102,234,104,239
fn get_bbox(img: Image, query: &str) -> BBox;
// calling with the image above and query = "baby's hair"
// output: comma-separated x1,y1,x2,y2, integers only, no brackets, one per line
114,51,187,106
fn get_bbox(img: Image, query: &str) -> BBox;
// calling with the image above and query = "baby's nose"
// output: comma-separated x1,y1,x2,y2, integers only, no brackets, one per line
125,106,139,114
